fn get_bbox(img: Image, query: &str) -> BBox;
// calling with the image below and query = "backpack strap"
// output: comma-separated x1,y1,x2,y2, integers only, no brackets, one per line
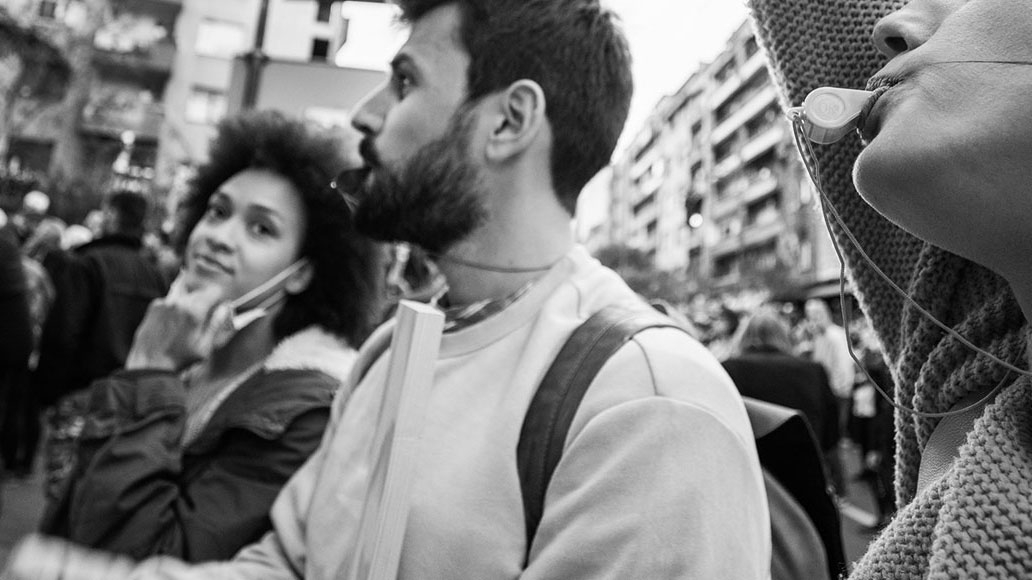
516,305,679,564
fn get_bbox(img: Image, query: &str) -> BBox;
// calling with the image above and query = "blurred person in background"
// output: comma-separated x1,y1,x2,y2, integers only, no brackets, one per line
33,189,171,500
705,304,742,361
0,210,34,482
0,217,65,479
803,298,854,493
41,110,385,562
722,308,840,461
10,190,51,245
847,318,896,529
60,224,93,251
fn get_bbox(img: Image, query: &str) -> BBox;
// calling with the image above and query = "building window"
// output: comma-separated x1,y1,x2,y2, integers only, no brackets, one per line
311,38,330,62
185,87,227,124
38,0,58,18
195,19,247,58
316,0,333,22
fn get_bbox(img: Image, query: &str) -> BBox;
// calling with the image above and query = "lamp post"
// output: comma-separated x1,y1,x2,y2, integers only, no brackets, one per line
241,0,342,110
240,0,272,109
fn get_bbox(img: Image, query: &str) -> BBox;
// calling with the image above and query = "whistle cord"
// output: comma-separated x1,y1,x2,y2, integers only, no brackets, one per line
790,119,1027,419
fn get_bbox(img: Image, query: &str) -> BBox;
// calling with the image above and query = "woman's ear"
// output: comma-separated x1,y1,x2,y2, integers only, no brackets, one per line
486,79,547,162
285,259,314,295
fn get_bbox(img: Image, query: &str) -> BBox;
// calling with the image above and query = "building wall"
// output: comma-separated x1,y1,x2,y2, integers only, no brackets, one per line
608,20,838,298
264,0,342,62
160,0,363,174
161,0,256,172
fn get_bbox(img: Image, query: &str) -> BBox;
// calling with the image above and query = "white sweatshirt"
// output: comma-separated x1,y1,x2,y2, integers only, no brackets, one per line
135,246,771,579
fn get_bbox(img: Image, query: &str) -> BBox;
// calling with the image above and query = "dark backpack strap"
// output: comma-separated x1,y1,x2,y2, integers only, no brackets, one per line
516,305,679,564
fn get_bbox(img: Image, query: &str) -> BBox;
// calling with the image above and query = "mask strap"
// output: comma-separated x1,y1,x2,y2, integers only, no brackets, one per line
230,258,309,314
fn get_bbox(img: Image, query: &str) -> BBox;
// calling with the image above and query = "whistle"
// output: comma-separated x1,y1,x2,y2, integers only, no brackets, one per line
787,87,873,144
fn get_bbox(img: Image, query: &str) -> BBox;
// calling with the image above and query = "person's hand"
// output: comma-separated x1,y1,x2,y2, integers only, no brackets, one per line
125,275,229,372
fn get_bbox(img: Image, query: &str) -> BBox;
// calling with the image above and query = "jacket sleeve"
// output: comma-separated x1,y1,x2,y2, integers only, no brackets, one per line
43,369,330,563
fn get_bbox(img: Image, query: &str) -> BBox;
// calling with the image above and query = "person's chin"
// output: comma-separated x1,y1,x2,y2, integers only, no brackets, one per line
180,267,225,293
853,130,927,225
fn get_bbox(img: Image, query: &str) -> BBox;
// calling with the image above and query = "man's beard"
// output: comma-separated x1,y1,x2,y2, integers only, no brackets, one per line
351,109,488,255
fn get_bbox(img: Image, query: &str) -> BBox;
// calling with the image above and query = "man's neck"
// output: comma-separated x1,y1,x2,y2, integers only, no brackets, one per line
436,216,574,306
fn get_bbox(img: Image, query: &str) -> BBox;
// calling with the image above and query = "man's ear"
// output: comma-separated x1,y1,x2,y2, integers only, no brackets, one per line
285,259,314,295
486,80,546,162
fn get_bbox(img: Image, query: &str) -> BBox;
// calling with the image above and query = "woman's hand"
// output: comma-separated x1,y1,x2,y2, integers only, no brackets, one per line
125,275,229,372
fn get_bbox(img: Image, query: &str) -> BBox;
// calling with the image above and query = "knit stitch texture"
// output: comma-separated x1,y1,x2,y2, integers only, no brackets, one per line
747,1,1031,578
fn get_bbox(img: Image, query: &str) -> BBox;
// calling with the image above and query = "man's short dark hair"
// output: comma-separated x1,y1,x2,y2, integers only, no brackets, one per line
175,110,386,347
396,0,634,214
104,190,149,239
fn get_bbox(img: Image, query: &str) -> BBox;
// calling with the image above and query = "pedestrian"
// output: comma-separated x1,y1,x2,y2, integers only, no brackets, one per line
705,304,742,361
0,217,64,480
40,110,386,562
0,216,34,482
803,297,854,493
723,308,840,458
29,1,770,577
751,0,1032,576
34,189,171,502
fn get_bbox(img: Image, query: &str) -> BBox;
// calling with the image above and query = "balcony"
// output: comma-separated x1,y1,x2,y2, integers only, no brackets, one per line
741,125,786,165
93,37,177,82
80,99,164,141
740,217,784,248
711,85,778,145
709,51,767,111
740,169,779,204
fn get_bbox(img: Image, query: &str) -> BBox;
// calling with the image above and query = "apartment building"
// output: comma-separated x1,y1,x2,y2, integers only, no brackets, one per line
164,0,392,175
609,21,840,297
2,0,181,195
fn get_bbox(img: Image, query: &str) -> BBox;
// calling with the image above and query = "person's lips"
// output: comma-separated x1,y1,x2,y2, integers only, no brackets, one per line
192,252,232,275
856,76,900,142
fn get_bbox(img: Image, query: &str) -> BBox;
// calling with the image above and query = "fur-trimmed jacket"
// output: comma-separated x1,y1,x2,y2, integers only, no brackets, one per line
41,327,356,563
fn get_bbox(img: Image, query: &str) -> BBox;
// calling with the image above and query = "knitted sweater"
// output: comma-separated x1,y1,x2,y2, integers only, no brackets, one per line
747,1,1032,578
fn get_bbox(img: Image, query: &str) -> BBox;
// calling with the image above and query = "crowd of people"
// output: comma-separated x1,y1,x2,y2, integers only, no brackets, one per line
0,0,1030,578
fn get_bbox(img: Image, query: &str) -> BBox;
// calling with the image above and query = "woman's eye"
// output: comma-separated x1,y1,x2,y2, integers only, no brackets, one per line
249,221,276,237
204,204,228,220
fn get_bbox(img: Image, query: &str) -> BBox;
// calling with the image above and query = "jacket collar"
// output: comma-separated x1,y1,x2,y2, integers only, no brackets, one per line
77,234,143,252
262,326,356,386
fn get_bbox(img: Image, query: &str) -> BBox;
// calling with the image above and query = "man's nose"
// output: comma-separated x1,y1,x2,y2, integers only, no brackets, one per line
351,81,390,136
871,0,961,58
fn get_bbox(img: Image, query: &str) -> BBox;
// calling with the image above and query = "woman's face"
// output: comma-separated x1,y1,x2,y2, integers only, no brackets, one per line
854,0,1032,272
182,169,310,302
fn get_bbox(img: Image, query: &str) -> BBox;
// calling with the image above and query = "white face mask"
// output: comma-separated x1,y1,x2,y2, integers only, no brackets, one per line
212,259,309,348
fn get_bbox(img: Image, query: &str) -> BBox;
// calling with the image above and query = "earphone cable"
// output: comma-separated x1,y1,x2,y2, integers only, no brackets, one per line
790,118,1026,418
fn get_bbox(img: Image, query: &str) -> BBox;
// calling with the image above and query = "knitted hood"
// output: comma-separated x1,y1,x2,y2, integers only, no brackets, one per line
747,0,1027,505
747,2,1032,578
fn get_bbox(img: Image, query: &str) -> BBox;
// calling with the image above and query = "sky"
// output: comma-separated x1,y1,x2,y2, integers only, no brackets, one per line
578,1,752,234
603,0,750,153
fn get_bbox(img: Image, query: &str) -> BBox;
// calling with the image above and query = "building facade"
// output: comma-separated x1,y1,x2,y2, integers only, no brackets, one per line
608,21,841,298
1,0,395,197
163,0,393,174
2,0,182,201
